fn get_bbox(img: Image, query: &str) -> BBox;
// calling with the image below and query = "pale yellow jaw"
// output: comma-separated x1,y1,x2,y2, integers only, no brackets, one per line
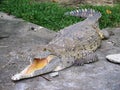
11,55,55,81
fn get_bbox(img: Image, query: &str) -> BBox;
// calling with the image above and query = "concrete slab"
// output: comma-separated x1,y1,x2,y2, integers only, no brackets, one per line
0,12,120,90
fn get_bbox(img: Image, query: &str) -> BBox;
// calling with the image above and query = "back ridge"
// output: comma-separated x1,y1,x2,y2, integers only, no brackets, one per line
64,8,102,22
65,8,106,39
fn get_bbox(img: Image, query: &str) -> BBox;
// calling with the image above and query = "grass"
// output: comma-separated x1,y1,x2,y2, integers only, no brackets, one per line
0,0,120,31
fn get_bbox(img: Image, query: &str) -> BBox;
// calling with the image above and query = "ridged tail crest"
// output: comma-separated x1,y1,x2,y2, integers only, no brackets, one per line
64,8,101,20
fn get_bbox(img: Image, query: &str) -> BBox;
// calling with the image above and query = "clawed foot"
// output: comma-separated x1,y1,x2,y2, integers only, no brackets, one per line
73,53,98,66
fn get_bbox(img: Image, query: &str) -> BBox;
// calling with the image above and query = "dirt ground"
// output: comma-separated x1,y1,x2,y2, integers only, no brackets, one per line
0,12,120,90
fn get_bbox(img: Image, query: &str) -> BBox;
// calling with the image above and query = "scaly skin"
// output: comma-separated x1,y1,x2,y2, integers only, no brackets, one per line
11,9,109,81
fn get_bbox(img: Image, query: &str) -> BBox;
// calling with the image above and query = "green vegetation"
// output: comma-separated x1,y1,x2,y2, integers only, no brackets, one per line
0,0,120,31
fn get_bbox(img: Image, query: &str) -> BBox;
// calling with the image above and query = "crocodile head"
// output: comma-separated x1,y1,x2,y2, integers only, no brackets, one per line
11,50,61,81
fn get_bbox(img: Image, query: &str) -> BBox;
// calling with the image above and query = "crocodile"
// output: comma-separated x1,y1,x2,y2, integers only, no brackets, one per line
11,9,110,81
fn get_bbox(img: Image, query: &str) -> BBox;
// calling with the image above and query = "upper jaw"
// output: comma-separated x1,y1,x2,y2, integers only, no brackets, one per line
11,55,60,81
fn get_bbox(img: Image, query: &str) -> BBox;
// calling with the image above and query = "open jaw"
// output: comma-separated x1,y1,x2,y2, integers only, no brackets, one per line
11,55,60,81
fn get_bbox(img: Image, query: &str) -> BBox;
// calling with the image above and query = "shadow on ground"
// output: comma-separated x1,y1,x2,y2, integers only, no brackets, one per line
0,12,120,90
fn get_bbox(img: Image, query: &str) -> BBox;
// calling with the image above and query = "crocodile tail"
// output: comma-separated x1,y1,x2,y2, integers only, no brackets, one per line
64,8,101,20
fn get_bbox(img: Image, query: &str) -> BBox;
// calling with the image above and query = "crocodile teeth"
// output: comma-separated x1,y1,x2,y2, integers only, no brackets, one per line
11,55,55,81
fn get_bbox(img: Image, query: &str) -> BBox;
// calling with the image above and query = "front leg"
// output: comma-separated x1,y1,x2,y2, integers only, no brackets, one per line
73,51,98,66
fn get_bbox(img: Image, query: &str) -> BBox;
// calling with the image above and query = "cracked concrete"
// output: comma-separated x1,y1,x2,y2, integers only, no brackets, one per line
0,12,120,90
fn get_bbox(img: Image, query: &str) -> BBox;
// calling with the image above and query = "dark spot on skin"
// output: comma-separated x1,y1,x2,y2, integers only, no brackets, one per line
90,44,93,49
72,61,74,64
82,45,86,50
91,35,94,39
77,37,83,41
67,61,70,63
85,27,88,29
